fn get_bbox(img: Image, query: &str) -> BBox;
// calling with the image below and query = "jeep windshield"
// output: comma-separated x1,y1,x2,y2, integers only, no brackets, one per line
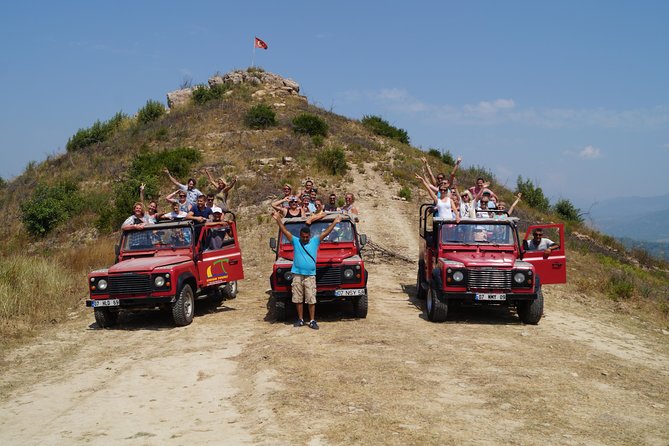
281,221,354,244
440,222,515,245
122,226,193,251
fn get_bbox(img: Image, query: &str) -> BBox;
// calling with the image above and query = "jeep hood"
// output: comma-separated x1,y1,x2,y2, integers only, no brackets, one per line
442,251,516,268
109,256,192,274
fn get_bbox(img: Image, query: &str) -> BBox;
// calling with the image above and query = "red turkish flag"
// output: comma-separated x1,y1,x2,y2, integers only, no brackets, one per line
254,37,268,50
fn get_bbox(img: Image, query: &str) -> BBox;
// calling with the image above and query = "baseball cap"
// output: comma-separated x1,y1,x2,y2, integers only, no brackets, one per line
211,206,223,214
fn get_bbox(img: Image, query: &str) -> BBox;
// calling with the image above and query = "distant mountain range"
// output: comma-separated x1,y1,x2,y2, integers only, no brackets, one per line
587,194,669,261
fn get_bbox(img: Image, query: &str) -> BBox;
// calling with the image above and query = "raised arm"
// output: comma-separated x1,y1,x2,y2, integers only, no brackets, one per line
202,169,219,190
139,183,146,207
271,197,288,212
222,176,237,194
272,211,293,242
415,173,438,202
448,156,462,186
319,215,343,241
306,210,327,225
165,190,179,204
421,157,437,187
507,193,522,216
163,168,182,188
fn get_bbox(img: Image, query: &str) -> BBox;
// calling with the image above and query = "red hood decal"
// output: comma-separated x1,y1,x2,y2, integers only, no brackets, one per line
443,251,516,268
109,255,191,274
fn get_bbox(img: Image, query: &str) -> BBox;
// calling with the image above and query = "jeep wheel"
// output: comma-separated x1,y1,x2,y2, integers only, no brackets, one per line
172,284,195,326
352,293,368,319
274,294,287,321
94,308,118,328
222,281,238,300
416,261,427,300
517,286,544,325
426,285,448,322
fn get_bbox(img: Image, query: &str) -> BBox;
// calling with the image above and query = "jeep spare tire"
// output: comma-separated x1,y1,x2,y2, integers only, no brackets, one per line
222,281,237,299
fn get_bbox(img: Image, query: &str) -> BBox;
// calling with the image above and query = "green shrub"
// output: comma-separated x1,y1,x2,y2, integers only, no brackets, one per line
317,147,348,175
192,83,230,105
426,148,455,165
292,113,328,137
553,198,583,222
66,111,127,152
398,186,412,201
21,180,80,236
244,104,276,129
311,135,324,147
516,176,550,212
361,115,409,144
606,271,634,300
137,99,166,124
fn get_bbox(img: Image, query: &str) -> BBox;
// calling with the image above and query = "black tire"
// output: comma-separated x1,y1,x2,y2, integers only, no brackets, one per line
517,286,544,325
172,283,195,326
426,284,448,322
222,281,238,300
274,294,287,321
352,293,368,319
416,261,427,300
94,308,118,328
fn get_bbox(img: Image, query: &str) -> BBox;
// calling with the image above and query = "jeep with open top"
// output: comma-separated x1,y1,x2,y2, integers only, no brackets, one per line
86,217,244,327
269,214,368,320
417,205,566,324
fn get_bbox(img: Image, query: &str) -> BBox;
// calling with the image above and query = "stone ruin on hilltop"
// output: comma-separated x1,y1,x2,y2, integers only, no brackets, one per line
166,70,304,108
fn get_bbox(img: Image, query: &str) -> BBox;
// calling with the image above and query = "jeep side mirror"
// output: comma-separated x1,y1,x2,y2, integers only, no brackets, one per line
359,234,367,248
269,237,277,252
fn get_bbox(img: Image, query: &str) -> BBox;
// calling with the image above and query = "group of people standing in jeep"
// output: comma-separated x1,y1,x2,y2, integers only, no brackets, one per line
415,156,522,221
269,179,359,220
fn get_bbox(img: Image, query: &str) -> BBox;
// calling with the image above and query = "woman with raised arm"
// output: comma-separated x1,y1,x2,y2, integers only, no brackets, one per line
203,168,237,212
415,173,460,223
272,196,305,218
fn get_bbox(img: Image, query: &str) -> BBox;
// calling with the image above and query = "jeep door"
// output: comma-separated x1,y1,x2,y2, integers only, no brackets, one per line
196,223,244,287
522,224,566,284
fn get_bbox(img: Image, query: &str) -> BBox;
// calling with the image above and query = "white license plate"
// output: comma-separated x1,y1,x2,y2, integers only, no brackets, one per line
475,293,506,301
335,289,365,297
92,299,120,307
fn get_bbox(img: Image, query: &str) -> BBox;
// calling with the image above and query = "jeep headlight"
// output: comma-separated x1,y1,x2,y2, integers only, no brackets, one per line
452,271,464,282
343,268,355,279
284,271,294,281
97,279,108,291
154,276,165,287
514,272,526,284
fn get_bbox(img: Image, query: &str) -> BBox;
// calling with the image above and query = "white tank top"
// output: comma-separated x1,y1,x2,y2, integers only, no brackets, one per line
435,197,453,218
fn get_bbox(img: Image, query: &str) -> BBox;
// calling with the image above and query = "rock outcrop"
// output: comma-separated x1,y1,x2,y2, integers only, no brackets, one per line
166,70,304,109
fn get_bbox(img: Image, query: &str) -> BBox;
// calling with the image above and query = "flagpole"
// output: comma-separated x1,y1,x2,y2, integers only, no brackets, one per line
251,37,256,68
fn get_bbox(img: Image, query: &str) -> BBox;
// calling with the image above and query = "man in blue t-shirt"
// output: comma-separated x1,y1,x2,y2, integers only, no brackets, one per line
272,211,342,330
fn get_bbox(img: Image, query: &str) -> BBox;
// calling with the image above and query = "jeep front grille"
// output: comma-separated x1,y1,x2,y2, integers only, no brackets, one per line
316,266,341,286
467,269,511,290
109,274,152,295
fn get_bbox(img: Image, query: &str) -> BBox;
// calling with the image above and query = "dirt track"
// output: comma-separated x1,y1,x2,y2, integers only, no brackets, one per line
1,167,669,445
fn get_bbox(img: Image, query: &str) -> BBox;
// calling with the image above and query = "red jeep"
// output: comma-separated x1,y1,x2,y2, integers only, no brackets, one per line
269,214,368,320
417,205,566,324
86,218,244,327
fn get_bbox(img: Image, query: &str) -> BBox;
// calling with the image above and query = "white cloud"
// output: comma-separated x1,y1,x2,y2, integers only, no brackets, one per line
578,145,601,159
346,87,669,129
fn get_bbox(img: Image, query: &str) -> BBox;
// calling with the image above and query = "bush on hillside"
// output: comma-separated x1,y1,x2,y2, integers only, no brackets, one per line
66,111,127,152
317,147,348,175
398,186,412,201
553,198,583,222
427,148,455,166
361,115,409,144
21,180,80,236
516,176,550,212
244,104,276,129
292,113,328,137
192,83,230,105
137,99,166,124
97,147,202,232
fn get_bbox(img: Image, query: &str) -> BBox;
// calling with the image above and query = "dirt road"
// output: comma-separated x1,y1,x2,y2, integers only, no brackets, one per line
2,167,668,445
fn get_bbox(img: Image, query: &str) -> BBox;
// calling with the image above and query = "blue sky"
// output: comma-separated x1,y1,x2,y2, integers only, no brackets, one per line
1,0,667,209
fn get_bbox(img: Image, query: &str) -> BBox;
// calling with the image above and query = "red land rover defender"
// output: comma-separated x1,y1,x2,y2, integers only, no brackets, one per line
269,214,368,321
86,218,244,327
417,205,566,324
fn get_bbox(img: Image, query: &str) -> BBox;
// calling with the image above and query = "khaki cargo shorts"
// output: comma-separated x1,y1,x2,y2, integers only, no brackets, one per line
291,274,316,304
